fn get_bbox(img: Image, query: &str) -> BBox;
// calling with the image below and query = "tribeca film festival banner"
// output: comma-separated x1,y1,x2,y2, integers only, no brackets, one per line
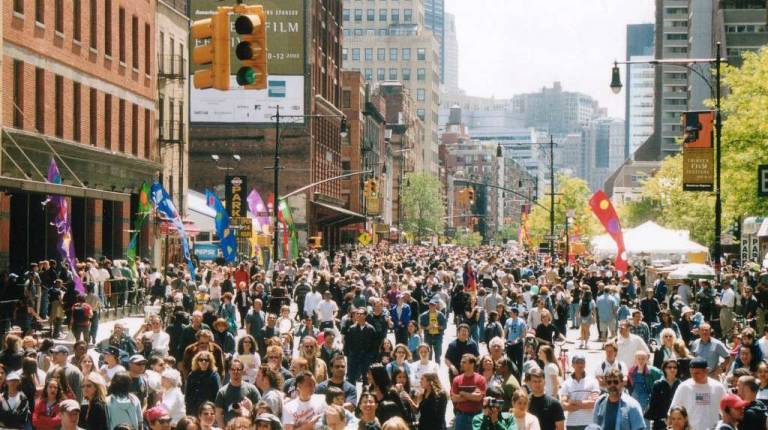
682,111,714,192
189,0,306,123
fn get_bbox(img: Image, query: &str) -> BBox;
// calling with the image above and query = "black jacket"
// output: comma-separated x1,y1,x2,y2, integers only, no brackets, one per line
185,369,222,415
645,378,680,421
80,399,108,430
740,399,767,430
0,391,29,429
343,323,377,355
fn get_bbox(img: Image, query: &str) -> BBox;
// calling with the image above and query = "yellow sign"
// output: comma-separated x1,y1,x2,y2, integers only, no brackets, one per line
358,232,371,245
367,197,380,216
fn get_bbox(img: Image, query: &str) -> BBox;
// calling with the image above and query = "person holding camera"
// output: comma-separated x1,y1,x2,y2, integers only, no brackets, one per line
472,388,514,430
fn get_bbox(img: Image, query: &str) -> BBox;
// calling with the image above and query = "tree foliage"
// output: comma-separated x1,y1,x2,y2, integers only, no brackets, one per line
401,173,445,239
454,230,483,247
527,173,597,246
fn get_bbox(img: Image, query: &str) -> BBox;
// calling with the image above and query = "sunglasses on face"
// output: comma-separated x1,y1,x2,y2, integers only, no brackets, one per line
198,358,210,362
604,380,621,386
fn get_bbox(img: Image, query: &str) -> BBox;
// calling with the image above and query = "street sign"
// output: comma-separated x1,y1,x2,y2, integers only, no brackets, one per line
231,217,252,238
759,165,768,197
358,231,371,246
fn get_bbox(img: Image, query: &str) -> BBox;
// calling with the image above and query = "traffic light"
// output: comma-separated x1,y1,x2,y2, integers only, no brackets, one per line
191,8,231,90
233,4,268,89
467,188,475,203
364,179,372,196
457,189,467,206
369,179,378,195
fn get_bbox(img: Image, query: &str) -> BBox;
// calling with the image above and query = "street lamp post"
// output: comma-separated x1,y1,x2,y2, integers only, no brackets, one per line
610,42,723,282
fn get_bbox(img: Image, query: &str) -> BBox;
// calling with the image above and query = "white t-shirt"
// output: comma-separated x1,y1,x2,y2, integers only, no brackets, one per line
409,360,439,388
758,337,768,360
304,292,322,316
146,330,171,356
282,394,327,428
594,359,628,379
721,288,736,308
558,375,600,426
100,364,126,383
669,377,727,430
316,300,338,322
543,362,559,397
616,334,649,367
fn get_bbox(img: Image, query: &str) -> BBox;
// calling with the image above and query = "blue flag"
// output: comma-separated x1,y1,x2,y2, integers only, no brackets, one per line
150,182,196,280
205,190,237,263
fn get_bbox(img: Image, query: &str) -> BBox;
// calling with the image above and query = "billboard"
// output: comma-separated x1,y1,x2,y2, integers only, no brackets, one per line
682,111,714,192
189,0,305,123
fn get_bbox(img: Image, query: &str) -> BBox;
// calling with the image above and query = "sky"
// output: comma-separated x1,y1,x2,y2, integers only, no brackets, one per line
444,0,655,119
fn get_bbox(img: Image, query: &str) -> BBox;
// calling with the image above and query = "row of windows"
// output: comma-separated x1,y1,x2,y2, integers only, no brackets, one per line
344,47,427,61
343,27,419,37
344,8,413,23
11,60,151,157
356,67,428,81
725,24,767,33
666,33,687,40
13,0,152,74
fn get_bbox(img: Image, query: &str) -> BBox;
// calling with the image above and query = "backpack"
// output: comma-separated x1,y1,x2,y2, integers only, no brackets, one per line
580,301,591,317
72,303,91,325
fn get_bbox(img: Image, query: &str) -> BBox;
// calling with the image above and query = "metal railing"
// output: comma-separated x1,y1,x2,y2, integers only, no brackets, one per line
158,54,187,80
159,120,185,144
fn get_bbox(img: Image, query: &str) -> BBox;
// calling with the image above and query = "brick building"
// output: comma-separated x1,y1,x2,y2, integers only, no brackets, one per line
0,0,160,272
188,0,351,254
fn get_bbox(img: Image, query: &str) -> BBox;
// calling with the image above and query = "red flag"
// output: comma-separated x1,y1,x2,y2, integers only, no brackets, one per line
589,190,628,274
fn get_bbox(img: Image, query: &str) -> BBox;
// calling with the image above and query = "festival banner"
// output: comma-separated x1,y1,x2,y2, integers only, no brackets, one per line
589,190,628,274
225,175,248,217
151,182,196,279
205,190,237,262
126,182,152,276
46,159,85,294
682,111,714,192
278,199,299,260
247,189,270,228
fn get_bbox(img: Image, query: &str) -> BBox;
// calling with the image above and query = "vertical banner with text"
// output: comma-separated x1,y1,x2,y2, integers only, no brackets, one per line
225,175,248,217
682,111,714,192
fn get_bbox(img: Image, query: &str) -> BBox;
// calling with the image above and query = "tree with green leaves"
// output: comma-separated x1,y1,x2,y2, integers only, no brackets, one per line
401,173,446,240
526,173,597,246
454,230,483,247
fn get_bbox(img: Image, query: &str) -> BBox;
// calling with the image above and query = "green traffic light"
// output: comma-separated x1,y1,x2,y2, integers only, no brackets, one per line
236,67,257,86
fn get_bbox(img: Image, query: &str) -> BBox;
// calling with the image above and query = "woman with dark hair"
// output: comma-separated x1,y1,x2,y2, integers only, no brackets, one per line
105,372,142,430
667,406,692,430
0,335,23,373
196,401,218,430
32,378,64,430
645,359,681,430
357,392,381,430
184,351,221,418
176,416,201,430
49,367,75,399
233,335,260,384
367,363,412,425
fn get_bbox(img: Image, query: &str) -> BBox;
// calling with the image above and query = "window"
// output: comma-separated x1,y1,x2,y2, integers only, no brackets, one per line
404,9,412,22
364,68,373,80
351,48,360,60
416,88,425,101
144,109,150,158
54,75,63,137
145,24,152,73
89,89,97,145
377,48,386,61
367,9,375,21
354,28,363,36
89,0,97,49
377,68,385,80
354,9,362,21
11,61,24,128
364,48,373,61
131,104,138,156
104,94,112,149
389,68,397,80
132,16,139,69
343,9,350,21
417,48,426,60
417,68,426,80
343,29,350,37
378,28,387,36
416,109,425,120
402,68,411,80
73,0,81,41
379,9,387,21
118,8,125,62
342,90,351,108
55,0,63,32
342,161,351,173
13,0,22,14
391,9,399,22
73,83,81,141
666,33,686,40
119,99,125,152
390,48,398,61
342,48,348,61
35,0,43,23
402,48,411,61
35,68,45,132
105,0,112,55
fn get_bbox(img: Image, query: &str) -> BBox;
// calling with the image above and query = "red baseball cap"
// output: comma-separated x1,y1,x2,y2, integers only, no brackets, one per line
144,406,170,422
720,394,749,410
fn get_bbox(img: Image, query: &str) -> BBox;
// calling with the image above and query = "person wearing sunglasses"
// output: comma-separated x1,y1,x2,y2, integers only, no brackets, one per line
645,359,681,430
592,368,645,430
185,351,221,419
145,405,173,430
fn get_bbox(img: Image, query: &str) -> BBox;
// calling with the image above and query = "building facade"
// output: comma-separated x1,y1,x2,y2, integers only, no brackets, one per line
1,0,161,272
512,82,603,135
423,0,444,83
583,118,625,191
626,23,655,159
717,0,768,67
443,12,458,94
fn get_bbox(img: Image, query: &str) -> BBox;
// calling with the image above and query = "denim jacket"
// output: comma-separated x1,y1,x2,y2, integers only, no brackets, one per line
592,392,646,430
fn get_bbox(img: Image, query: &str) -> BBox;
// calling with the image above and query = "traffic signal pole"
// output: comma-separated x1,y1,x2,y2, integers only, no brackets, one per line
273,106,281,264
549,135,555,260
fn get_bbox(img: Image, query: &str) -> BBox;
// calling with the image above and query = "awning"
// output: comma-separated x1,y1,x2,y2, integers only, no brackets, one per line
312,200,366,227
758,218,768,237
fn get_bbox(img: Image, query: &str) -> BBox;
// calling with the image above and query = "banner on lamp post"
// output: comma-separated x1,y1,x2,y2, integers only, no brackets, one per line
682,111,714,192
225,175,248,217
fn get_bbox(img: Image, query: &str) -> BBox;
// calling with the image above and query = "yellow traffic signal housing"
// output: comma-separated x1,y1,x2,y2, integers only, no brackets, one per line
191,8,231,90
467,188,475,203
369,179,378,195
233,4,268,89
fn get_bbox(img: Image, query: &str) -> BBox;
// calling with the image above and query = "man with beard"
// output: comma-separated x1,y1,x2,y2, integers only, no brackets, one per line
592,368,645,430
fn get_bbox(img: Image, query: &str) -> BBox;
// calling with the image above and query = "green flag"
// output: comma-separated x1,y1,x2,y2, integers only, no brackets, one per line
127,182,152,275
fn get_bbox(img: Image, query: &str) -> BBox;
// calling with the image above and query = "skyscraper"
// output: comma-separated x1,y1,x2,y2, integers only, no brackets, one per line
444,12,459,93
625,24,654,160
423,0,445,84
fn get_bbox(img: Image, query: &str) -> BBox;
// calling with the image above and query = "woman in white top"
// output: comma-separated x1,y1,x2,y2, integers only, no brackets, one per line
537,345,560,398
276,305,294,335
511,388,541,430
208,279,222,314
408,344,439,388
160,368,186,425
99,348,125,384
233,335,261,384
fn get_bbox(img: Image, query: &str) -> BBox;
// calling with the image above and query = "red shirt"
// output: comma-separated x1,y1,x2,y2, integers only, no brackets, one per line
234,270,249,289
451,372,486,414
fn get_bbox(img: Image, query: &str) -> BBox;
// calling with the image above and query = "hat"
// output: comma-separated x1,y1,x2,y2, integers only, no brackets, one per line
102,346,119,357
720,393,749,410
428,297,440,305
129,354,147,364
144,406,170,422
50,345,69,354
59,399,81,413
509,306,520,314
681,306,694,315
161,368,182,386
690,357,708,369
571,353,586,364
522,360,541,375
6,372,20,382
254,413,283,430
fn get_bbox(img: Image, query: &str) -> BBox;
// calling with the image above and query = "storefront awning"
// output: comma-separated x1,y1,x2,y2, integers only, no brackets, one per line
312,200,366,227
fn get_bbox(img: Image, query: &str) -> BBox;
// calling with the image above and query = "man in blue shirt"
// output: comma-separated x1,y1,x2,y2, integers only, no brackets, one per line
596,287,619,342
503,306,526,380
593,368,646,430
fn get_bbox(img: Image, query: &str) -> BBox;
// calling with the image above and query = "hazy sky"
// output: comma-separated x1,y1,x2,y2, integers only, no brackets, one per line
444,0,655,119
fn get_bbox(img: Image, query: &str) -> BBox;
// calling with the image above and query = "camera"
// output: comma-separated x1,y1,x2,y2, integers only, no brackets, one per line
483,397,504,408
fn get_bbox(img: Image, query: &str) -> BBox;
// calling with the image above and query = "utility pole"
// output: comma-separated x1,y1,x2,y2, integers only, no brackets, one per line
714,43,723,283
272,106,281,265
549,135,555,260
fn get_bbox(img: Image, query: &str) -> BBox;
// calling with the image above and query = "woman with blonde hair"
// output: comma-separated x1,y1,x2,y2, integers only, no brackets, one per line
511,389,540,430
672,339,693,380
381,417,409,430
537,345,560,397
652,328,678,369
414,372,447,430
184,351,220,418
299,336,327,382
80,373,108,430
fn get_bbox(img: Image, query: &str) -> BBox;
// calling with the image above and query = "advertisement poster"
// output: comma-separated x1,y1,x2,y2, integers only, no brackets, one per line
225,175,248,217
682,111,714,192
189,0,305,123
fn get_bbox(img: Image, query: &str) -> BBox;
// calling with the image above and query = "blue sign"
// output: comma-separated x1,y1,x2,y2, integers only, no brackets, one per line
194,243,220,262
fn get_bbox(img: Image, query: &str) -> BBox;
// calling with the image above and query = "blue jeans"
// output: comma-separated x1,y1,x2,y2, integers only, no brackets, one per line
89,312,100,344
39,287,50,319
454,411,479,430
346,352,372,384
424,333,443,362
570,303,579,327
469,323,480,344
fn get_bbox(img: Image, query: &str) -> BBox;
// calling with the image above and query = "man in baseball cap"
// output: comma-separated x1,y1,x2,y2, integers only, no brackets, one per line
715,393,748,430
59,399,81,430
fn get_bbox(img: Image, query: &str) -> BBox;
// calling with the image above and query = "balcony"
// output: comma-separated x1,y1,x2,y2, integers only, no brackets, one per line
159,0,188,15
159,120,184,145
158,55,186,80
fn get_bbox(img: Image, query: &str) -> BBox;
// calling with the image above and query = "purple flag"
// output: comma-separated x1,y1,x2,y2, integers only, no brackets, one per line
247,189,269,228
47,159,84,294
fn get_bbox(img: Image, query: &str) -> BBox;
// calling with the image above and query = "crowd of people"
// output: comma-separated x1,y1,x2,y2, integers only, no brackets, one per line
0,244,766,430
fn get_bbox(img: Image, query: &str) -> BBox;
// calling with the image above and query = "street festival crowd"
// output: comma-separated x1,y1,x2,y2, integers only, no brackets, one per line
0,245,767,430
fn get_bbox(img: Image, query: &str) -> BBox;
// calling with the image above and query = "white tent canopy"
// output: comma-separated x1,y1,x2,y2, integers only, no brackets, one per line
590,221,708,261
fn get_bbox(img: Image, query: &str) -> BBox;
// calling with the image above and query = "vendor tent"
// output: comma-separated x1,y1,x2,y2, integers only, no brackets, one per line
591,221,708,261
